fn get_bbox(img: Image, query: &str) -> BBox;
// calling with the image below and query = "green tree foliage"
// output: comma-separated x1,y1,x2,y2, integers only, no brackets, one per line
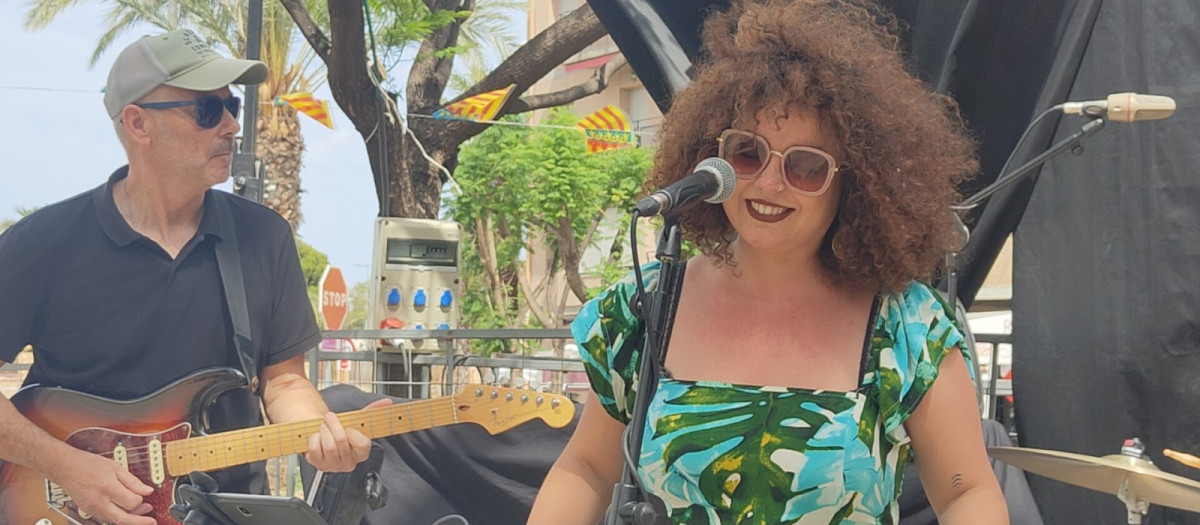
296,237,328,325
448,108,650,355
295,239,371,330
296,237,330,288
344,281,371,330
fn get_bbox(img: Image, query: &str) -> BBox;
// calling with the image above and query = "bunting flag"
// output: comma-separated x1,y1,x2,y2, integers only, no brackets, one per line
432,84,516,122
275,92,334,129
575,105,634,153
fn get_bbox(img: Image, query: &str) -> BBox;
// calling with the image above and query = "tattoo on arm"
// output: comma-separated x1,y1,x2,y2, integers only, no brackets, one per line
951,473,964,489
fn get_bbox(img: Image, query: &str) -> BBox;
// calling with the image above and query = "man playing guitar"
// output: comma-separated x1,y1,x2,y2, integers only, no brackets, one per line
0,29,383,525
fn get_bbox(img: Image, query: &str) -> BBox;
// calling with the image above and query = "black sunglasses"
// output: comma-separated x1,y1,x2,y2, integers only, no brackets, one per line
134,95,241,129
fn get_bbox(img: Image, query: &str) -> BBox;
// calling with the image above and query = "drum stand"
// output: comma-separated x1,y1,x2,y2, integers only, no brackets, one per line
1118,478,1150,524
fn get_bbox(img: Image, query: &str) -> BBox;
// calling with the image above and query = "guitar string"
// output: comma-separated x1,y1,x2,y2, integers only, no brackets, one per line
80,396,506,467
85,392,558,469
95,415,458,468
181,396,460,472
98,401,457,465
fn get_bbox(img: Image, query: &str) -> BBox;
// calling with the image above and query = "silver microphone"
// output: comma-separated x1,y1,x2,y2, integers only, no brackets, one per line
1061,92,1176,122
633,158,735,216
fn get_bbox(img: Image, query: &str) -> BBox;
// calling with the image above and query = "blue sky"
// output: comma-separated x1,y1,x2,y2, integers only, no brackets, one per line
0,3,523,287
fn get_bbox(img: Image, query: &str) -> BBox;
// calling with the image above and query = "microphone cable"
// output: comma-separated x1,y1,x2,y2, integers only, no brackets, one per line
630,210,647,316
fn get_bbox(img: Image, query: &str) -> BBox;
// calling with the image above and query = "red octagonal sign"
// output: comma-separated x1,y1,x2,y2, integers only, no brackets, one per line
319,266,348,330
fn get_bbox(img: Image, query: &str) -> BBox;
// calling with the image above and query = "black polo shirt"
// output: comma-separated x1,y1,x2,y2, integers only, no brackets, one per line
0,166,321,493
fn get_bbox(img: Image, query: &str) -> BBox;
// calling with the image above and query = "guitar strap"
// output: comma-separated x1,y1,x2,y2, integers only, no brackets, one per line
213,194,260,395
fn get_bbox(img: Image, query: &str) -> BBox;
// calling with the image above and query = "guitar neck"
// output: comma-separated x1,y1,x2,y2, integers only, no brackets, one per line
166,396,458,475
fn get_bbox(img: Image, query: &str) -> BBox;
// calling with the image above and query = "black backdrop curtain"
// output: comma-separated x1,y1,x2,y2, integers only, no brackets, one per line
1012,2,1200,523
587,0,1200,523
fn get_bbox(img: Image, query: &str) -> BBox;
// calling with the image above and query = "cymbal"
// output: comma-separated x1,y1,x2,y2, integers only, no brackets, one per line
989,446,1200,513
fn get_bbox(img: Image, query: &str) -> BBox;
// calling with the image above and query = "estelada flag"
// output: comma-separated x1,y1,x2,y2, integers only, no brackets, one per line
433,84,516,122
575,105,634,153
275,92,334,129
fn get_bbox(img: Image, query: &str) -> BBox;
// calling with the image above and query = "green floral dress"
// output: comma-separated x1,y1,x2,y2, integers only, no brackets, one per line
572,262,969,524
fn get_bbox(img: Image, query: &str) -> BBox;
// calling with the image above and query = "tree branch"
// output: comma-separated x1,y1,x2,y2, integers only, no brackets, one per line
408,0,472,115
516,258,554,329
465,4,606,97
441,51,619,138
555,215,589,303
506,76,606,113
428,4,608,139
278,0,330,63
474,215,507,317
508,55,626,113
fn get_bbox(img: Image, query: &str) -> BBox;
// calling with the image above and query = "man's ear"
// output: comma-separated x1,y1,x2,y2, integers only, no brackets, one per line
120,105,155,146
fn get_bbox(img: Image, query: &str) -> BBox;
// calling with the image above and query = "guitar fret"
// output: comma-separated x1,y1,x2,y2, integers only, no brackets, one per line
159,386,568,477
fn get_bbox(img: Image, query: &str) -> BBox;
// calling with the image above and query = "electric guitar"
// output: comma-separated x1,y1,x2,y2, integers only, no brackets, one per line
0,368,575,525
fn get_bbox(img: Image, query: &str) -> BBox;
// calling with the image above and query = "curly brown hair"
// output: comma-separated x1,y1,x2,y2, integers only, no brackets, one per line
649,0,977,292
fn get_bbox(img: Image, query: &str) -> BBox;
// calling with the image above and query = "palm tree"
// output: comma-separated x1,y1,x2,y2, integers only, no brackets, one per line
249,2,321,229
446,0,524,94
24,0,324,230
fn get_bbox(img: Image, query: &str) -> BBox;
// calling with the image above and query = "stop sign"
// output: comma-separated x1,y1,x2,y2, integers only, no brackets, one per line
318,266,348,330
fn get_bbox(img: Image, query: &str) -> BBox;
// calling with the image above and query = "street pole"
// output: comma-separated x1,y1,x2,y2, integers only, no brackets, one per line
233,0,264,202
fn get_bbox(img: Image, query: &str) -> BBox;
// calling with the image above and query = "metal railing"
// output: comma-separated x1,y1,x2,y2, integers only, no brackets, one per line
304,328,1017,417
974,332,1013,420
2,330,1016,409
307,328,581,400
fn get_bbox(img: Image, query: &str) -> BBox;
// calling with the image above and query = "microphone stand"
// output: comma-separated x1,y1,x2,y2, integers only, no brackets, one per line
955,116,1106,211
603,213,685,525
945,114,1106,416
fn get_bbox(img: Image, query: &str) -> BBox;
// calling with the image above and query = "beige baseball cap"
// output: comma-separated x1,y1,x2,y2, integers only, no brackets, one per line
104,29,268,119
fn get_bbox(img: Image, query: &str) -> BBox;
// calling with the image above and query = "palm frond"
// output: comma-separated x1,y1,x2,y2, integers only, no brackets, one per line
23,0,90,30
89,9,152,66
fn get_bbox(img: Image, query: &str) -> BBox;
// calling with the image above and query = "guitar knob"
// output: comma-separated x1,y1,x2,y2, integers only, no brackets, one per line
506,392,514,401
490,390,499,399
521,394,529,404
474,387,484,397
551,398,561,409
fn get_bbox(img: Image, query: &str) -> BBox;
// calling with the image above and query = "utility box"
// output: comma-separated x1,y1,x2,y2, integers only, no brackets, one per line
368,217,462,353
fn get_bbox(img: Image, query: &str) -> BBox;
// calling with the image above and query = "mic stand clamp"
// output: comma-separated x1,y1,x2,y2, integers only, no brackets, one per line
604,214,685,525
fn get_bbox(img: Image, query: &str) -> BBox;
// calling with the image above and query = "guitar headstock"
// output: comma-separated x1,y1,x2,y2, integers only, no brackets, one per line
452,385,576,434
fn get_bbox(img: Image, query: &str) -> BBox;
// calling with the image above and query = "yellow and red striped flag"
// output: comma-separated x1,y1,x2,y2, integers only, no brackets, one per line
576,105,634,153
275,92,334,129
433,84,516,122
